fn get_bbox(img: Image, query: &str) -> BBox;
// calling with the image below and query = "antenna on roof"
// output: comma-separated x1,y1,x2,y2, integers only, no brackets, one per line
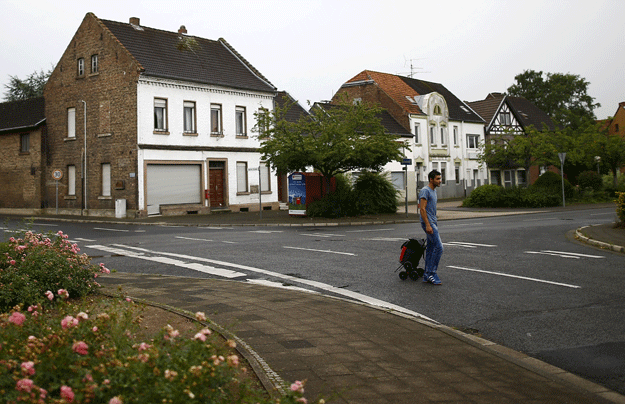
398,57,430,78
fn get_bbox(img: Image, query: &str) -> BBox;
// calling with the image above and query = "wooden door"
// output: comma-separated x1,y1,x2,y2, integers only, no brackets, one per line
209,168,225,207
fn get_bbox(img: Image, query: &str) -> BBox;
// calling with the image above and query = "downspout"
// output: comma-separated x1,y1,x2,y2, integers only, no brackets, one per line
81,100,87,214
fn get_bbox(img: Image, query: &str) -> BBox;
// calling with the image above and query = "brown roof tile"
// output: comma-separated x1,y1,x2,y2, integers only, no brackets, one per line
0,97,45,133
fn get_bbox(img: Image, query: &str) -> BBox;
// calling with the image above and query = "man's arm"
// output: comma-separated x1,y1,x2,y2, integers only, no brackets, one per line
420,197,433,234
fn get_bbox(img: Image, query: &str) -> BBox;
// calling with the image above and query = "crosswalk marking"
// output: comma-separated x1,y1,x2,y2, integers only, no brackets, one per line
448,265,581,289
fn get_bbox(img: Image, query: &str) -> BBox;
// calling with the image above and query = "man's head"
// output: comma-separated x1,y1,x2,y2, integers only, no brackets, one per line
428,169,442,188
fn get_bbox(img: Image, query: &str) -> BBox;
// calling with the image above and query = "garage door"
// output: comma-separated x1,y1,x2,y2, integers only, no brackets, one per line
147,164,201,215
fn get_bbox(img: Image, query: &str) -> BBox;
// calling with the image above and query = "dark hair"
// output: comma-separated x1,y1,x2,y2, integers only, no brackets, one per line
428,170,441,181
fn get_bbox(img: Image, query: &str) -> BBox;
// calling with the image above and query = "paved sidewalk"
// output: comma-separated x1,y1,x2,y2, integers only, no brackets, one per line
99,272,623,404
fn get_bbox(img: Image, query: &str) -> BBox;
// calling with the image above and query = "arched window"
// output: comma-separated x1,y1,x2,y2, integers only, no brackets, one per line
433,105,442,115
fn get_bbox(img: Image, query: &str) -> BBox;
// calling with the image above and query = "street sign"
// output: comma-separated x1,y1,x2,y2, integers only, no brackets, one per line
401,158,412,165
558,152,566,165
52,169,63,180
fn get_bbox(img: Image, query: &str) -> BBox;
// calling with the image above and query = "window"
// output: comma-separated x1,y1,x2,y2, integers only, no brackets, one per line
455,164,460,184
183,101,196,133
236,106,247,136
500,111,511,125
211,104,222,135
20,133,30,153
430,126,436,145
390,172,405,191
434,105,442,115
77,58,84,76
102,163,111,197
517,170,527,186
490,170,501,186
68,165,76,196
154,98,167,131
440,127,446,145
67,108,76,138
467,134,479,149
453,126,458,146
504,170,513,188
91,55,98,73
260,162,271,192
414,123,420,144
257,108,268,138
237,162,248,193
440,162,446,184
473,169,478,187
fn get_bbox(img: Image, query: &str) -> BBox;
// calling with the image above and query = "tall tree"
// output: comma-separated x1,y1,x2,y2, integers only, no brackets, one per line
507,69,599,130
3,69,51,101
579,121,625,187
255,95,408,191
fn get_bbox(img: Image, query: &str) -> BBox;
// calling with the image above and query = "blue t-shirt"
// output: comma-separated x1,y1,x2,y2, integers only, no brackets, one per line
418,185,437,226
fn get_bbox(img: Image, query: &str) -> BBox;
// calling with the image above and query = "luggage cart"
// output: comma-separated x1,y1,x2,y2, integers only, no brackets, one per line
395,238,426,281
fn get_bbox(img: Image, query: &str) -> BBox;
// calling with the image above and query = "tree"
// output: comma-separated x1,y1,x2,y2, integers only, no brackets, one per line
3,69,52,101
507,70,599,130
255,95,408,192
579,121,625,188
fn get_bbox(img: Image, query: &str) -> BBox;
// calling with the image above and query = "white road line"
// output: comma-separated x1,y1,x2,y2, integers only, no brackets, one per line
300,233,344,238
346,228,394,233
526,250,605,259
74,237,96,242
448,265,581,289
134,230,146,233
446,242,497,248
246,279,319,294
32,223,58,227
86,245,246,278
443,243,476,248
249,230,284,234
175,236,214,242
591,213,615,216
94,227,129,232
525,251,579,259
103,244,436,323
365,237,407,242
283,246,356,256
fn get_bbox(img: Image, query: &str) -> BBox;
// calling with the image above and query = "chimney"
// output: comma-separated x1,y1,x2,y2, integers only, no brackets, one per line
178,25,187,34
129,17,140,26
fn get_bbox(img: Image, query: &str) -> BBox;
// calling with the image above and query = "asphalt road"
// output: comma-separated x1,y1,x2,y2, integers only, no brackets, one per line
2,206,623,394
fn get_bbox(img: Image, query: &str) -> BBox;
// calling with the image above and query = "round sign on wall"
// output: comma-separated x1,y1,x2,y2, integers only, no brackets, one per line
52,170,63,180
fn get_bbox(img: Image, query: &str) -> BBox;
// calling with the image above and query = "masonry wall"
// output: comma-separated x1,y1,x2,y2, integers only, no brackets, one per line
43,13,140,216
0,127,45,211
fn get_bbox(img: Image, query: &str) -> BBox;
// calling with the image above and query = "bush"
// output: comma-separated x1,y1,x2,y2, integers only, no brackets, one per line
307,172,398,217
577,171,603,192
532,171,574,198
462,185,505,207
463,184,562,208
0,230,105,312
616,192,625,224
353,172,398,215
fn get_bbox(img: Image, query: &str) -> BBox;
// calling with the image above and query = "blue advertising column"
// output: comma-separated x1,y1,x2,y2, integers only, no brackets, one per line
288,172,306,216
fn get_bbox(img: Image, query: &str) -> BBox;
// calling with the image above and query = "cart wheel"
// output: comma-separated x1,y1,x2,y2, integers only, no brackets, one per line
408,270,419,281
399,271,408,280
416,267,425,277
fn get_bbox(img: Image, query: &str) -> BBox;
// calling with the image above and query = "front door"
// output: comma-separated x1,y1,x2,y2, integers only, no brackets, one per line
208,163,225,207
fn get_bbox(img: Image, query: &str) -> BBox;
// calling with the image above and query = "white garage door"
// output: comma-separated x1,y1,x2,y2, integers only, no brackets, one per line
147,164,201,215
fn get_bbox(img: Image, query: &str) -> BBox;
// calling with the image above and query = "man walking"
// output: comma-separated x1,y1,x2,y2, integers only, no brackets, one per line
419,170,443,285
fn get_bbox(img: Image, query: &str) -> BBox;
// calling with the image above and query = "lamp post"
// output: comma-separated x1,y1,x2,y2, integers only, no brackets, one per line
558,152,566,207
595,156,601,175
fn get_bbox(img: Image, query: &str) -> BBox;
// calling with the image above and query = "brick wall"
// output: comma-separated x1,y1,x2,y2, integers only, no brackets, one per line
0,127,45,210
43,13,140,216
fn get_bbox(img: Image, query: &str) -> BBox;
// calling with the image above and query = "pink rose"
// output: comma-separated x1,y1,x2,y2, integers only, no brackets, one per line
290,380,304,393
60,385,74,402
72,341,88,355
15,378,34,393
76,312,88,321
61,316,78,329
195,312,206,321
109,397,123,404
58,289,69,299
137,342,151,351
9,259,16,265
45,290,54,301
193,332,207,342
21,361,35,376
9,312,26,326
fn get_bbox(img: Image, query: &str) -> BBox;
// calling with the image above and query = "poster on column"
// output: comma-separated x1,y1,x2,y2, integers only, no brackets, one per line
288,172,306,216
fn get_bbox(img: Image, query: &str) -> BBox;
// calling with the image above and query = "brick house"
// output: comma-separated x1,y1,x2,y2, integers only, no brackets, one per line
0,97,47,213
44,13,278,217
467,93,556,186
332,70,486,200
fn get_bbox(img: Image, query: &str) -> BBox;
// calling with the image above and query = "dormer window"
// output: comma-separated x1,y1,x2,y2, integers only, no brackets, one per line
77,58,84,76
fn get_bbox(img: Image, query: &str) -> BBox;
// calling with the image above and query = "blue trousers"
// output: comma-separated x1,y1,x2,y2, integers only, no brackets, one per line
421,222,443,276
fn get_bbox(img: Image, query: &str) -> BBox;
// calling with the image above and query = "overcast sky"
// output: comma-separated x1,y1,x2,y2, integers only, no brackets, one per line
1,0,623,119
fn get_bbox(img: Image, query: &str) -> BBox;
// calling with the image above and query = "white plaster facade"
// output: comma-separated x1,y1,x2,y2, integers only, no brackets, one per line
136,77,277,214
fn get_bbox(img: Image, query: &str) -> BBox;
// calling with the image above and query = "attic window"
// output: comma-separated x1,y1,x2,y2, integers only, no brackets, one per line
405,96,417,104
460,105,470,113
433,105,442,115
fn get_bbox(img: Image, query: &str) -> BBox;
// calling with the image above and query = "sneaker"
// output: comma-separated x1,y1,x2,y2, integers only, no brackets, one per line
429,274,442,285
423,272,430,283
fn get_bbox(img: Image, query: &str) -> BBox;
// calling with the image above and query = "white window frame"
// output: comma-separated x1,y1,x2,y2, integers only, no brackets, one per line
154,98,168,132
441,162,447,184
260,162,271,192
414,123,420,144
453,126,458,146
430,126,436,145
183,101,196,133
91,54,98,73
467,134,479,149
68,165,76,196
236,106,247,136
77,58,84,76
211,104,222,135
67,107,76,138
20,133,30,153
102,163,111,197
440,127,446,145
237,162,248,193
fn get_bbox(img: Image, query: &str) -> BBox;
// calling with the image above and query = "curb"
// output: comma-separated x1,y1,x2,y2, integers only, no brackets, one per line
576,225,625,253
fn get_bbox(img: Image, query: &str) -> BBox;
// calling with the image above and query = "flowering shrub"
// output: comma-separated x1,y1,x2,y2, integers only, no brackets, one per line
1,297,314,403
0,230,106,312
